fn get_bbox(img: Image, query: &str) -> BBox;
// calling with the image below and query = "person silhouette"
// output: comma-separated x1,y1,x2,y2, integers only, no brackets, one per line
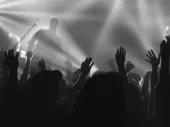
28,17,64,56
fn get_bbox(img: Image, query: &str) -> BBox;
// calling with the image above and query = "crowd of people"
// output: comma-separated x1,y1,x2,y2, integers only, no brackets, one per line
0,18,170,127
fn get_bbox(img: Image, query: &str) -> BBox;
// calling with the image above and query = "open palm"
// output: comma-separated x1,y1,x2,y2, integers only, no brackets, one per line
146,50,160,68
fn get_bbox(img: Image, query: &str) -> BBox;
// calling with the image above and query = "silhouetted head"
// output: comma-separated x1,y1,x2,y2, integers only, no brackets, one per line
27,70,63,106
91,70,104,77
73,71,126,126
49,17,59,32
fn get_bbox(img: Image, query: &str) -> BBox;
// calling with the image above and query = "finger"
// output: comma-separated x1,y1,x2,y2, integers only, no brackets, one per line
85,57,89,63
123,48,126,57
90,62,94,68
11,50,14,57
86,57,92,64
117,48,120,54
150,50,156,58
2,46,6,51
4,51,8,58
148,51,153,58
120,47,123,55
145,59,151,63
8,50,12,57
87,57,92,61
15,52,19,58
146,54,151,60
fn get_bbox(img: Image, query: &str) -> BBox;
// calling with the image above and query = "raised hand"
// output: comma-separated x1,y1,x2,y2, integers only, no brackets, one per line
126,61,135,73
72,68,81,83
146,50,160,68
115,47,126,67
4,49,19,71
160,36,170,58
107,58,116,71
0,46,8,67
26,51,34,59
81,57,94,77
37,59,46,71
65,60,73,70
65,60,74,84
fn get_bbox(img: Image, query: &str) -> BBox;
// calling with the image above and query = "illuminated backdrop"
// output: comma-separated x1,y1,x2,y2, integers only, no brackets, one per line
0,0,169,76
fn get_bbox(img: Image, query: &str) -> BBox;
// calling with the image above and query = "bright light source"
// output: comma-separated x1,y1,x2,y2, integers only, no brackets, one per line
9,32,20,42
165,26,170,36
165,26,169,32
20,50,26,58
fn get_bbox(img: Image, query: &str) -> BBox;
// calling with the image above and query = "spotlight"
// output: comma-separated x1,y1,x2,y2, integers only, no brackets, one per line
165,26,170,36
20,50,26,58
9,32,20,42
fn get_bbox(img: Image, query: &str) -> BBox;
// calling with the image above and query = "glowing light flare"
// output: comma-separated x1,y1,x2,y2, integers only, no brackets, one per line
124,13,153,51
152,1,166,40
57,27,87,63
90,66,98,77
9,32,21,51
20,50,26,58
139,76,143,88
57,27,98,75
0,0,39,9
95,0,124,44
137,0,152,28
0,0,6,4
34,43,65,67
0,10,51,19
9,32,20,42
165,26,170,36
67,0,98,14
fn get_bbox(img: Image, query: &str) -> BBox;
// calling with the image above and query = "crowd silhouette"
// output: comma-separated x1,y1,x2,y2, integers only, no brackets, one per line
0,17,170,127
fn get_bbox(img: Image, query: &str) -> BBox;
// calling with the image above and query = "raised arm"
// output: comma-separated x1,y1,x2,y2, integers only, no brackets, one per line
141,71,151,98
18,51,34,85
4,49,19,94
145,50,160,88
64,60,74,85
0,46,8,85
145,49,160,119
115,47,128,86
57,57,94,113
159,37,170,90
